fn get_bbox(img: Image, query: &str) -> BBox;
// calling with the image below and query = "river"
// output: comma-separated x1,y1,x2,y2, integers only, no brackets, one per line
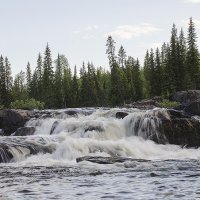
0,108,200,199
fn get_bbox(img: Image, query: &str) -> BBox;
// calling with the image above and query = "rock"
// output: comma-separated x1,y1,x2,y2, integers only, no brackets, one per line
171,90,200,106
184,99,200,116
12,127,35,136
160,110,200,147
0,109,31,136
0,129,4,136
76,156,150,164
84,125,105,133
50,121,59,135
116,111,129,119
0,137,56,163
64,110,78,116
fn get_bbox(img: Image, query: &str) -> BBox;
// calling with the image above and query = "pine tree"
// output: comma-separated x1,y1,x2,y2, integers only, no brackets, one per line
42,44,54,108
106,36,116,67
0,55,6,106
71,66,79,107
154,48,162,96
4,57,13,106
54,54,63,108
118,45,127,68
26,62,32,97
186,17,200,89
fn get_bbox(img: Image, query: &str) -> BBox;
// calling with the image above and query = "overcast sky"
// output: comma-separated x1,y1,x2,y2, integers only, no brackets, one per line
0,0,200,75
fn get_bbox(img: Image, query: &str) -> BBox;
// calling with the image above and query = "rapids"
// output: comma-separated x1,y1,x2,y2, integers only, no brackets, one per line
0,108,200,199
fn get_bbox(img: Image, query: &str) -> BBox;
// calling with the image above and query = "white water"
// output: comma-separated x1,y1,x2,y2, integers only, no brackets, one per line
21,108,200,164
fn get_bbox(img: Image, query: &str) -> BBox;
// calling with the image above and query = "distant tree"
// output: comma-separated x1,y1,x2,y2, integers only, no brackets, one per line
118,45,127,68
106,36,116,66
26,62,32,97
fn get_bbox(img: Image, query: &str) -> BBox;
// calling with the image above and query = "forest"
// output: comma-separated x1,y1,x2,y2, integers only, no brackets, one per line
0,17,199,109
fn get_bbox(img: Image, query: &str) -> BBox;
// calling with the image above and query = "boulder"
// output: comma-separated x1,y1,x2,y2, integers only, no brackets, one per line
116,111,129,119
171,90,200,106
0,109,31,136
50,121,59,135
160,109,200,147
12,127,35,136
84,125,105,133
184,99,200,116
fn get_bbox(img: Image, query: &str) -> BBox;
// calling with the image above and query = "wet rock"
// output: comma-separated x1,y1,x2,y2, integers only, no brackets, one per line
84,125,105,132
76,156,150,164
12,127,35,136
0,137,56,163
50,121,59,135
64,110,78,116
150,172,158,177
160,110,200,147
0,129,4,136
116,112,129,119
0,109,31,136
171,90,200,106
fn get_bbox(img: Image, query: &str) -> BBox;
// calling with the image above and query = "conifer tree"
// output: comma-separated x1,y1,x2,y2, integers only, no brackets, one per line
26,62,32,97
186,17,200,89
42,44,54,107
71,66,79,107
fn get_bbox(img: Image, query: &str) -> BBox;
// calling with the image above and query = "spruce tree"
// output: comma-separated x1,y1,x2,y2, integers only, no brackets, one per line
186,17,200,89
42,44,54,108
26,62,32,97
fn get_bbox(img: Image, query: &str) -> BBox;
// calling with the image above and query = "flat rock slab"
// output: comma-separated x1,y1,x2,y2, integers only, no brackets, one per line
76,156,150,164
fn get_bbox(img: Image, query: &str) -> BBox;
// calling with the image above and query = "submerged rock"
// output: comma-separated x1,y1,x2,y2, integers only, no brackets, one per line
76,156,150,164
0,109,31,136
12,127,35,136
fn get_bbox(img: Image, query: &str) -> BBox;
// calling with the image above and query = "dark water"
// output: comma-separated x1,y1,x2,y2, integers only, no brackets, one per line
0,159,200,200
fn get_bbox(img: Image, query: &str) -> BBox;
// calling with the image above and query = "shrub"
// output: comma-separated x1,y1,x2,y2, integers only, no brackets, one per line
158,100,180,108
10,98,45,110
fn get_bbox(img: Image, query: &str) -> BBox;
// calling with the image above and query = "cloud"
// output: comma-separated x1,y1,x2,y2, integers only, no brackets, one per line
106,24,161,40
181,19,200,29
185,0,200,3
73,25,99,40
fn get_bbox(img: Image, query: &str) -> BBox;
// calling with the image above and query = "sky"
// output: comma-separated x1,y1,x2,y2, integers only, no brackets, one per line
0,0,200,75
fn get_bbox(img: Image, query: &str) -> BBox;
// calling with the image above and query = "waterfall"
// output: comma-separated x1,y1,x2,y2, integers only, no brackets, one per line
0,108,199,163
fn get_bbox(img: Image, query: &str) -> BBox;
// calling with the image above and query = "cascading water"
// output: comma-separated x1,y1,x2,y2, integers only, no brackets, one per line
1,108,200,200
0,107,198,163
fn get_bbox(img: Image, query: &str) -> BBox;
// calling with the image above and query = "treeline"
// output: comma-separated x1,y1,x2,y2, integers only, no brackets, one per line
0,17,199,108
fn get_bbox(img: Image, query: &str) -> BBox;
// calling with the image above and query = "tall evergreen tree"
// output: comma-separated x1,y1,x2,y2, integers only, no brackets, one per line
42,44,54,107
26,62,32,97
186,17,200,89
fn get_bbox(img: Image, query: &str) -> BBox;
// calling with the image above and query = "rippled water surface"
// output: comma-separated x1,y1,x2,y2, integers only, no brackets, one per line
0,159,200,200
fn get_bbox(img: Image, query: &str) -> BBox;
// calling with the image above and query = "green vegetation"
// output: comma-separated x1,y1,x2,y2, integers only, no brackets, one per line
0,17,199,109
10,99,45,110
158,100,181,108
